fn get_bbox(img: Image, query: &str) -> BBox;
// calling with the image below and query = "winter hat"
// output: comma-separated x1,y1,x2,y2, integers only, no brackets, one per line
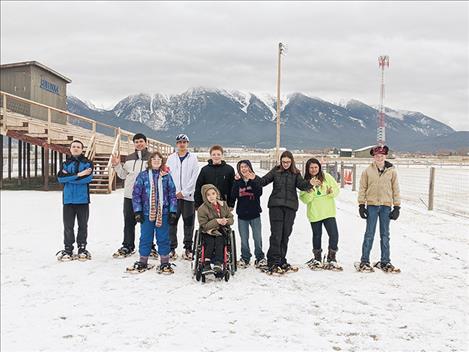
370,145,389,156
176,134,190,142
236,159,254,175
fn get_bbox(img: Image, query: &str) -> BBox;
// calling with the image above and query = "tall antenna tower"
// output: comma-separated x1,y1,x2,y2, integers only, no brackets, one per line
275,42,286,163
377,55,389,145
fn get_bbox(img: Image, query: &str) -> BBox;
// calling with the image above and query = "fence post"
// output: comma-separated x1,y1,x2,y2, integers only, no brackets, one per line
428,167,435,211
352,164,357,191
340,161,345,188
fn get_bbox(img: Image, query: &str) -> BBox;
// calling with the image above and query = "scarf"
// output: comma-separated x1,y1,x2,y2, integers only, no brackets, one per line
148,169,164,227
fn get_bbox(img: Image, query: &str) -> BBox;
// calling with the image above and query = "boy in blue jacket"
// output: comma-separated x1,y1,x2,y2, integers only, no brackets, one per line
56,140,94,261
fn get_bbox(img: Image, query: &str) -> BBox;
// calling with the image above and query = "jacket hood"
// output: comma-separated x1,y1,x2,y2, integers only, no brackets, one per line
201,183,221,203
236,160,253,175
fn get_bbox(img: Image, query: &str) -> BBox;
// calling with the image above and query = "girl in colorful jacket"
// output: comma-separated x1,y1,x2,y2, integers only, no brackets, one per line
131,151,177,274
299,158,342,271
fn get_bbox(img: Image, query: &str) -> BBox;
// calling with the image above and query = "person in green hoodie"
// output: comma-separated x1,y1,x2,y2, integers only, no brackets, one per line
299,158,342,271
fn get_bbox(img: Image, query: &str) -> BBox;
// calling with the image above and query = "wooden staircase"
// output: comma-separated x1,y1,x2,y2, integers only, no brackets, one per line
89,153,114,194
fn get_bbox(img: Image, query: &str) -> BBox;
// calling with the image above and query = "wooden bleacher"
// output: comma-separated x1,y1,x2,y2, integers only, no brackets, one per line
0,91,172,193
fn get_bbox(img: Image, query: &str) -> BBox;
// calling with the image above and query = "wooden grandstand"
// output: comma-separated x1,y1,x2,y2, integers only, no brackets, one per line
0,91,172,193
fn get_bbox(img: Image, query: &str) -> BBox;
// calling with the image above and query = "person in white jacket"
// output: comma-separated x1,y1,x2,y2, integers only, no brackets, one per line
166,134,200,260
110,133,155,258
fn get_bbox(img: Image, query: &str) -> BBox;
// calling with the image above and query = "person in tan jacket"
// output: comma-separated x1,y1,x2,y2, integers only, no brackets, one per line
357,145,401,273
197,184,234,274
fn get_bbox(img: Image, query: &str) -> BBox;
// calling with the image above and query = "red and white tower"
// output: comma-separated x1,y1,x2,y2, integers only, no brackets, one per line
377,55,390,145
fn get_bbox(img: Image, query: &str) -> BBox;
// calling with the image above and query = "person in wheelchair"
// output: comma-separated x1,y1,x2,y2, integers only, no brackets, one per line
197,184,234,275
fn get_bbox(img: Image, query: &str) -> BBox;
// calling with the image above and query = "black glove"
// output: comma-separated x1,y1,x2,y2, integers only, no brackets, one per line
134,211,144,224
389,206,400,220
359,204,368,219
168,212,178,226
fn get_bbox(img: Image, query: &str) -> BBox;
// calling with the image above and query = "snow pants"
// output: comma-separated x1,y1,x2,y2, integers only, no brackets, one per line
122,197,137,251
139,214,170,257
169,199,195,251
63,204,89,251
267,206,296,267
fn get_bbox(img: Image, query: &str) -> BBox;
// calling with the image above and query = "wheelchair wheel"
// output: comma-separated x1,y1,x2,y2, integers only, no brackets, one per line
229,230,237,275
201,274,206,283
192,230,200,278
224,271,230,282
196,268,201,282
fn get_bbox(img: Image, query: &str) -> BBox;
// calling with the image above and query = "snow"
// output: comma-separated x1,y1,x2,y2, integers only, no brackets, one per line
255,92,278,120
1,165,468,351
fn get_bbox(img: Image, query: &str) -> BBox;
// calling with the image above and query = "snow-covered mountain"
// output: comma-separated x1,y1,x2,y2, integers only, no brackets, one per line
67,88,462,152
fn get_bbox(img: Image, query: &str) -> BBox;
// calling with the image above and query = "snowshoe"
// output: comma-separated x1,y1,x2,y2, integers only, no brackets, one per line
373,261,401,274
182,249,193,261
237,258,250,269
77,247,91,261
126,261,155,273
306,258,324,271
281,263,299,273
254,258,268,269
56,249,74,262
149,247,159,260
112,247,135,259
354,261,374,273
158,263,175,275
169,249,178,261
261,265,285,276
323,260,343,271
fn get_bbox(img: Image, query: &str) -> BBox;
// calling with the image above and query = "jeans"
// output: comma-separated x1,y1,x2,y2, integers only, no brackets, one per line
238,217,264,262
360,205,391,264
139,214,170,257
63,204,89,250
311,217,339,251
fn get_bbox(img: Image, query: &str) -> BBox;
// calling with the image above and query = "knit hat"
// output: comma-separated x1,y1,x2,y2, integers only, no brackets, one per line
370,145,389,156
236,159,254,175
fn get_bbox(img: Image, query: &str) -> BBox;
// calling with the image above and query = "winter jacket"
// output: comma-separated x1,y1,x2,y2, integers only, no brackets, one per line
132,169,177,216
299,172,340,222
194,160,235,208
113,149,150,199
197,184,234,236
260,166,313,211
231,176,263,220
358,161,401,207
57,155,94,205
166,151,200,201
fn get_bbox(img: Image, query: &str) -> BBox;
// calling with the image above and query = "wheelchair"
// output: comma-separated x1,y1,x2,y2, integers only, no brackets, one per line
192,227,237,283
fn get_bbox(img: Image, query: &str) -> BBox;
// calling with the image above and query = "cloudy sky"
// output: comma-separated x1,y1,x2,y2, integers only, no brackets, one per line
1,1,468,130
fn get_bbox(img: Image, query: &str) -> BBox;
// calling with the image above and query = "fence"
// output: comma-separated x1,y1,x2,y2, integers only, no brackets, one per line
260,159,469,218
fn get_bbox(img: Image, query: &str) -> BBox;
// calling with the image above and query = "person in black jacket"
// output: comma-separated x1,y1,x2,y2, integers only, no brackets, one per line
258,151,314,274
231,160,266,268
194,145,235,209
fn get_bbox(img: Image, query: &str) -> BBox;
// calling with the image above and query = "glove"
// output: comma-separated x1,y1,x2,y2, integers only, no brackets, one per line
168,212,178,226
389,206,400,220
359,204,368,219
134,211,144,224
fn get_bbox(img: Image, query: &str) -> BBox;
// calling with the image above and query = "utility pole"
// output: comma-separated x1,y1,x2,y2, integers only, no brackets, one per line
275,42,286,163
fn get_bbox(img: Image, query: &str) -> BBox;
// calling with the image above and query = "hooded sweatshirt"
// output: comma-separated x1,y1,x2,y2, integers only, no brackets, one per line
194,159,235,208
197,184,234,236
231,160,263,220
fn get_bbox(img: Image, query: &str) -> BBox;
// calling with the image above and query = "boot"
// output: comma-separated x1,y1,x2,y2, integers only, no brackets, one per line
306,249,323,270
324,249,342,271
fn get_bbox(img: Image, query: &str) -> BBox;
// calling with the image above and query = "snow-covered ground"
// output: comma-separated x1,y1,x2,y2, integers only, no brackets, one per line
1,166,468,351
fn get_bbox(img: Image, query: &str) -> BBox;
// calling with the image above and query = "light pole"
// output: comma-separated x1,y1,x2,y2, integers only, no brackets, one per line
275,42,286,163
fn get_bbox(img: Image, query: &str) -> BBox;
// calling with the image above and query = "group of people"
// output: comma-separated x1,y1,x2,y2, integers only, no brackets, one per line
56,132,401,275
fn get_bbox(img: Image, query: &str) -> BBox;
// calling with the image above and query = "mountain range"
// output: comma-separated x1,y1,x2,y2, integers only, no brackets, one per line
67,88,468,152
